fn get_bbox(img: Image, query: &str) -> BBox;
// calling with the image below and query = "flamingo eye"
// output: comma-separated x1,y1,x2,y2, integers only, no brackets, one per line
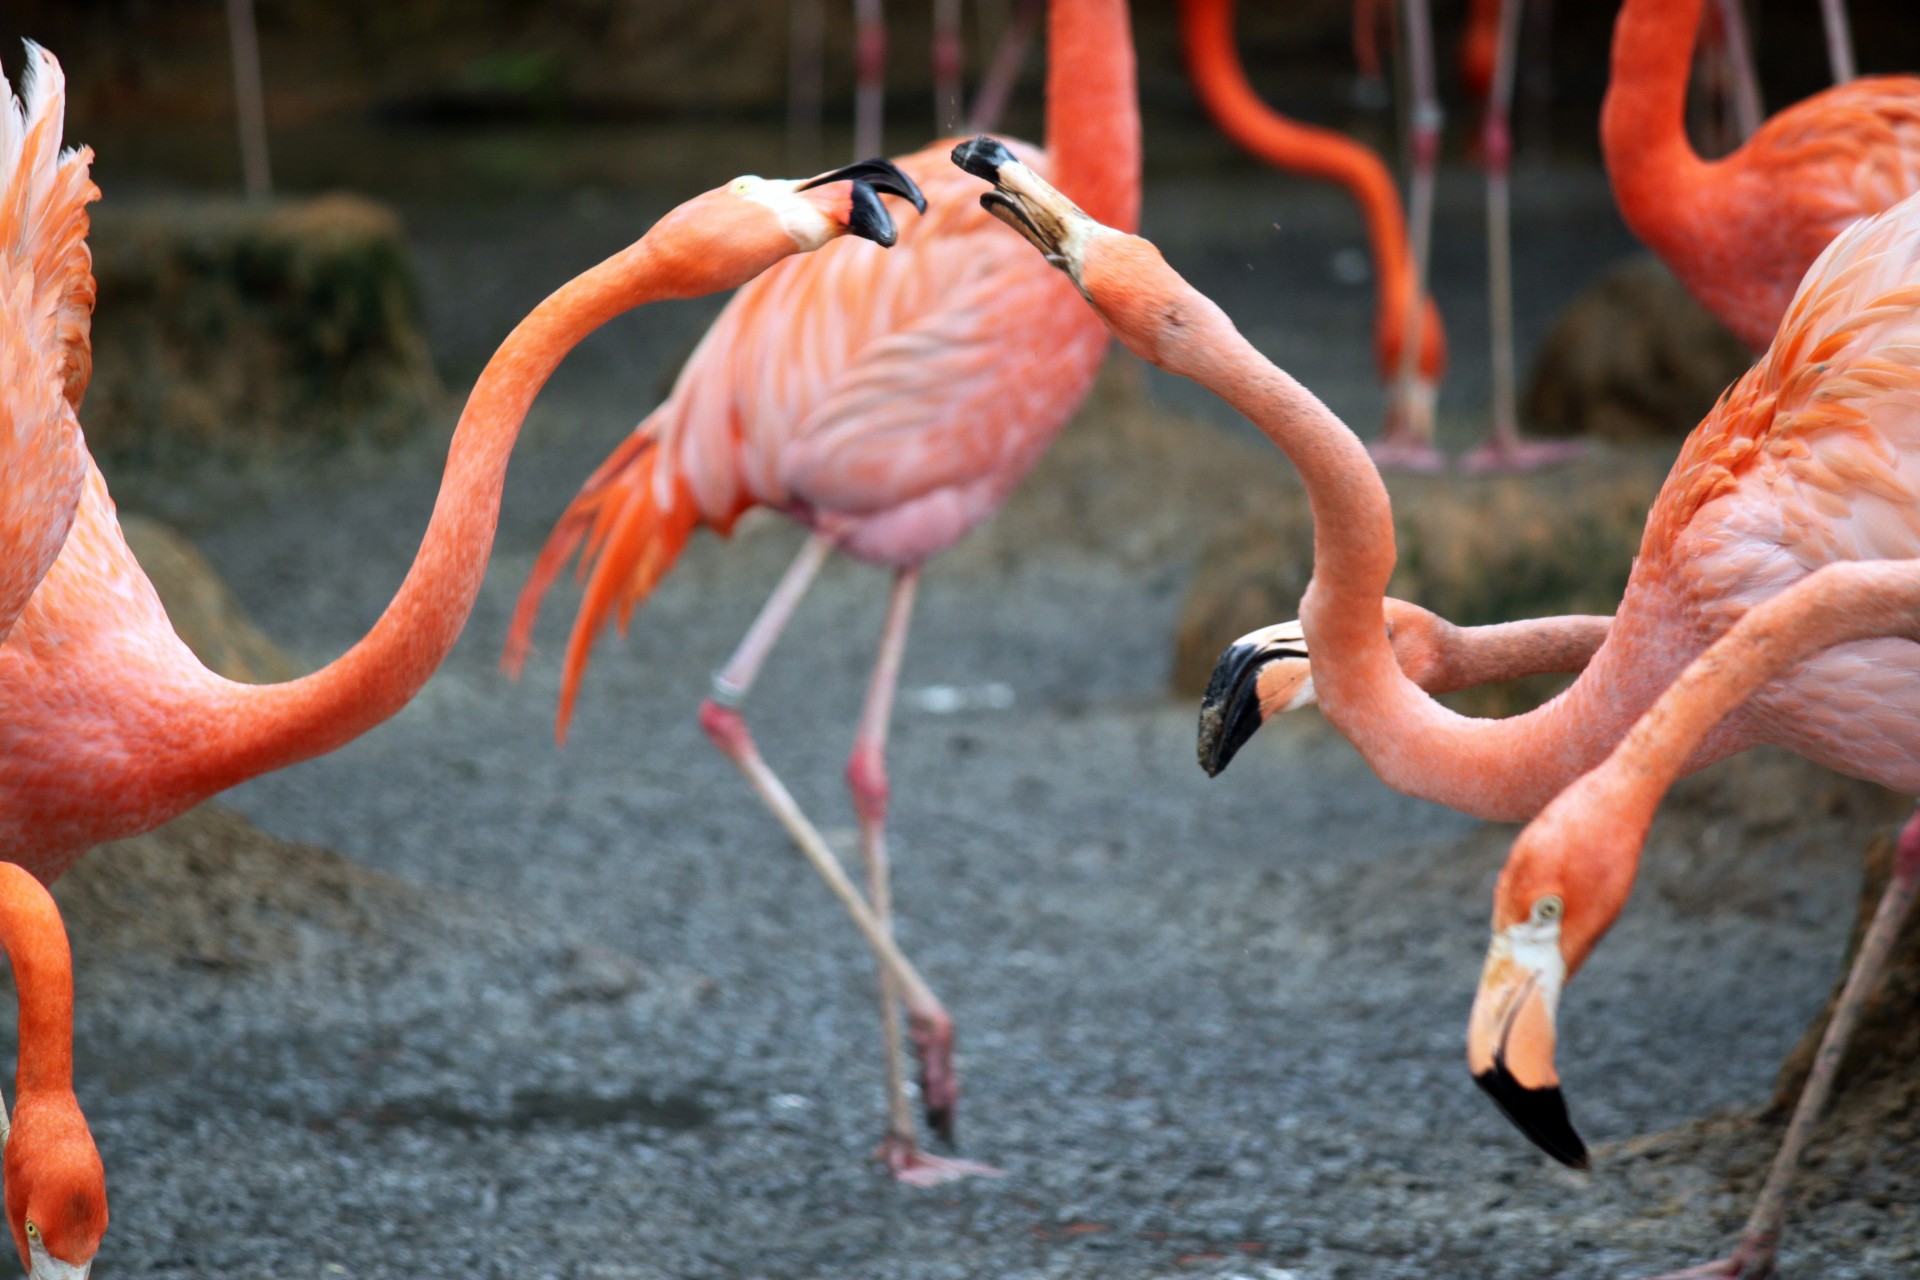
1532,895,1564,924
23,1221,37,1240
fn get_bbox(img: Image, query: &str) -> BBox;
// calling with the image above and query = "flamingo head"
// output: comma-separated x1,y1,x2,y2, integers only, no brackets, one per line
1196,601,1453,776
1467,776,1646,1172
643,158,925,296
4,1096,106,1279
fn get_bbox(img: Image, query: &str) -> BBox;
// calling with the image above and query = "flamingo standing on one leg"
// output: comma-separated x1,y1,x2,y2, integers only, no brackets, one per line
505,0,1138,1185
1472,557,1920,1278
965,138,1920,1276
1181,0,1447,471
0,862,107,1280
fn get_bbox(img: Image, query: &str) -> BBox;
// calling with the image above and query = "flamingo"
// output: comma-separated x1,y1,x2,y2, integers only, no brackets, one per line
1603,0,1920,356
1180,0,1449,471
1,45,94,651
962,131,1920,1277
504,0,1138,1184
1196,604,1609,777
1473,557,1920,1280
0,861,105,1280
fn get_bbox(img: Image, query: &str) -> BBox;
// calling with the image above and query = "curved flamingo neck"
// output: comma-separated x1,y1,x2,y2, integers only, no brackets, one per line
0,865,73,1100
189,237,676,790
1180,0,1418,377
1046,0,1140,233
1602,0,1712,238
1107,241,1657,821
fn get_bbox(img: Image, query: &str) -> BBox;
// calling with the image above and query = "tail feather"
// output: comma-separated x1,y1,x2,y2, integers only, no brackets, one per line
504,432,700,743
1,43,99,406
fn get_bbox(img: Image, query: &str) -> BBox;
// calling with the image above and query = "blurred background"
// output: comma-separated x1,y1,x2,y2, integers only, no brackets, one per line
3,3,1920,1277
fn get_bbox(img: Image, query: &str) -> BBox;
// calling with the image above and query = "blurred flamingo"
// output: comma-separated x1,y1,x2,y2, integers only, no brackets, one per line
1604,0,1920,354
505,0,1137,1184
1181,0,1448,470
967,135,1920,1276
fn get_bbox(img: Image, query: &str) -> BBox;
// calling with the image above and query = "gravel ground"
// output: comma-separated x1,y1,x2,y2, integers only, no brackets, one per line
55,160,1917,1278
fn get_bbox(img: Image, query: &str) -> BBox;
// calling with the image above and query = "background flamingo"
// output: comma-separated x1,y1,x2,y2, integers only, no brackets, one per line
1181,0,1448,470
504,0,1138,1185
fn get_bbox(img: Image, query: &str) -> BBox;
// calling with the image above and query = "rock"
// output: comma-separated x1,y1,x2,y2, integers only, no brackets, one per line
1524,254,1753,443
120,515,304,683
1169,450,1673,707
84,194,442,468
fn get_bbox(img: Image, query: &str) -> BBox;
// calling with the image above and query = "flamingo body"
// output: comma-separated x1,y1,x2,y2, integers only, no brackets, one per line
1606,0,1920,351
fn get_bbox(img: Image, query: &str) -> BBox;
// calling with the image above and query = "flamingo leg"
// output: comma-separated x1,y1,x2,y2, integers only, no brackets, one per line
1644,805,1920,1280
849,569,1002,1185
1375,0,1446,473
1820,0,1856,85
1711,0,1763,141
933,0,964,135
966,0,1041,133
696,535,967,1181
1458,0,1582,473
853,0,886,160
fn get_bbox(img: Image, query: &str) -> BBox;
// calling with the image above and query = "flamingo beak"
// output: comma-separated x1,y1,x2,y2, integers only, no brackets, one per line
1467,939,1588,1169
26,1244,90,1280
951,135,1093,274
794,159,926,248
1196,622,1312,777
800,158,928,213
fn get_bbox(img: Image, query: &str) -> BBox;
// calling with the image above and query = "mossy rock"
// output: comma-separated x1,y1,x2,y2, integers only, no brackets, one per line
84,194,442,468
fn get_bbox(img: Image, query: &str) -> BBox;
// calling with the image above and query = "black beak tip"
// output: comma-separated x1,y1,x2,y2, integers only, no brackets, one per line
952,135,1017,184
801,158,928,215
845,182,899,248
926,1102,955,1143
1195,643,1272,777
1473,1067,1590,1170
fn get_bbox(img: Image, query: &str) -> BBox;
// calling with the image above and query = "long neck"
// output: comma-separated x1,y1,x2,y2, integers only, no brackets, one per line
1180,0,1414,375
1165,289,1656,822
1428,614,1613,695
0,866,73,1100
189,238,673,788
1046,0,1140,232
1601,0,1711,237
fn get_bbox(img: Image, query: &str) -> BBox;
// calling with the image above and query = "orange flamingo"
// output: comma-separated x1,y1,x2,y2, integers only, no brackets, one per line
0,861,105,1280
505,0,1137,1184
1,46,95,650
1603,0,1920,354
1181,0,1448,470
1474,557,1920,1280
965,132,1920,1280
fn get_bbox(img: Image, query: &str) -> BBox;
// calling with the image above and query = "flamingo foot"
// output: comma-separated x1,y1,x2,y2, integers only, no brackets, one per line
876,1134,1005,1186
1639,1239,1777,1280
1456,434,1586,474
1367,435,1449,473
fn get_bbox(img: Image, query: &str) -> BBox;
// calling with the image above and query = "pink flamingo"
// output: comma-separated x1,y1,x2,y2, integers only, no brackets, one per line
505,0,1138,1184
965,130,1920,1280
1474,556,1920,1279
1,45,94,650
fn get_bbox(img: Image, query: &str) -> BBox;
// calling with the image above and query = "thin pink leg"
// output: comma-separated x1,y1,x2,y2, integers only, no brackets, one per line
1458,0,1581,473
1821,0,1856,84
853,0,886,160
696,536,964,1185
849,569,1000,1185
966,0,1040,133
1374,0,1446,474
1712,0,1762,141
1644,804,1920,1280
932,0,964,135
